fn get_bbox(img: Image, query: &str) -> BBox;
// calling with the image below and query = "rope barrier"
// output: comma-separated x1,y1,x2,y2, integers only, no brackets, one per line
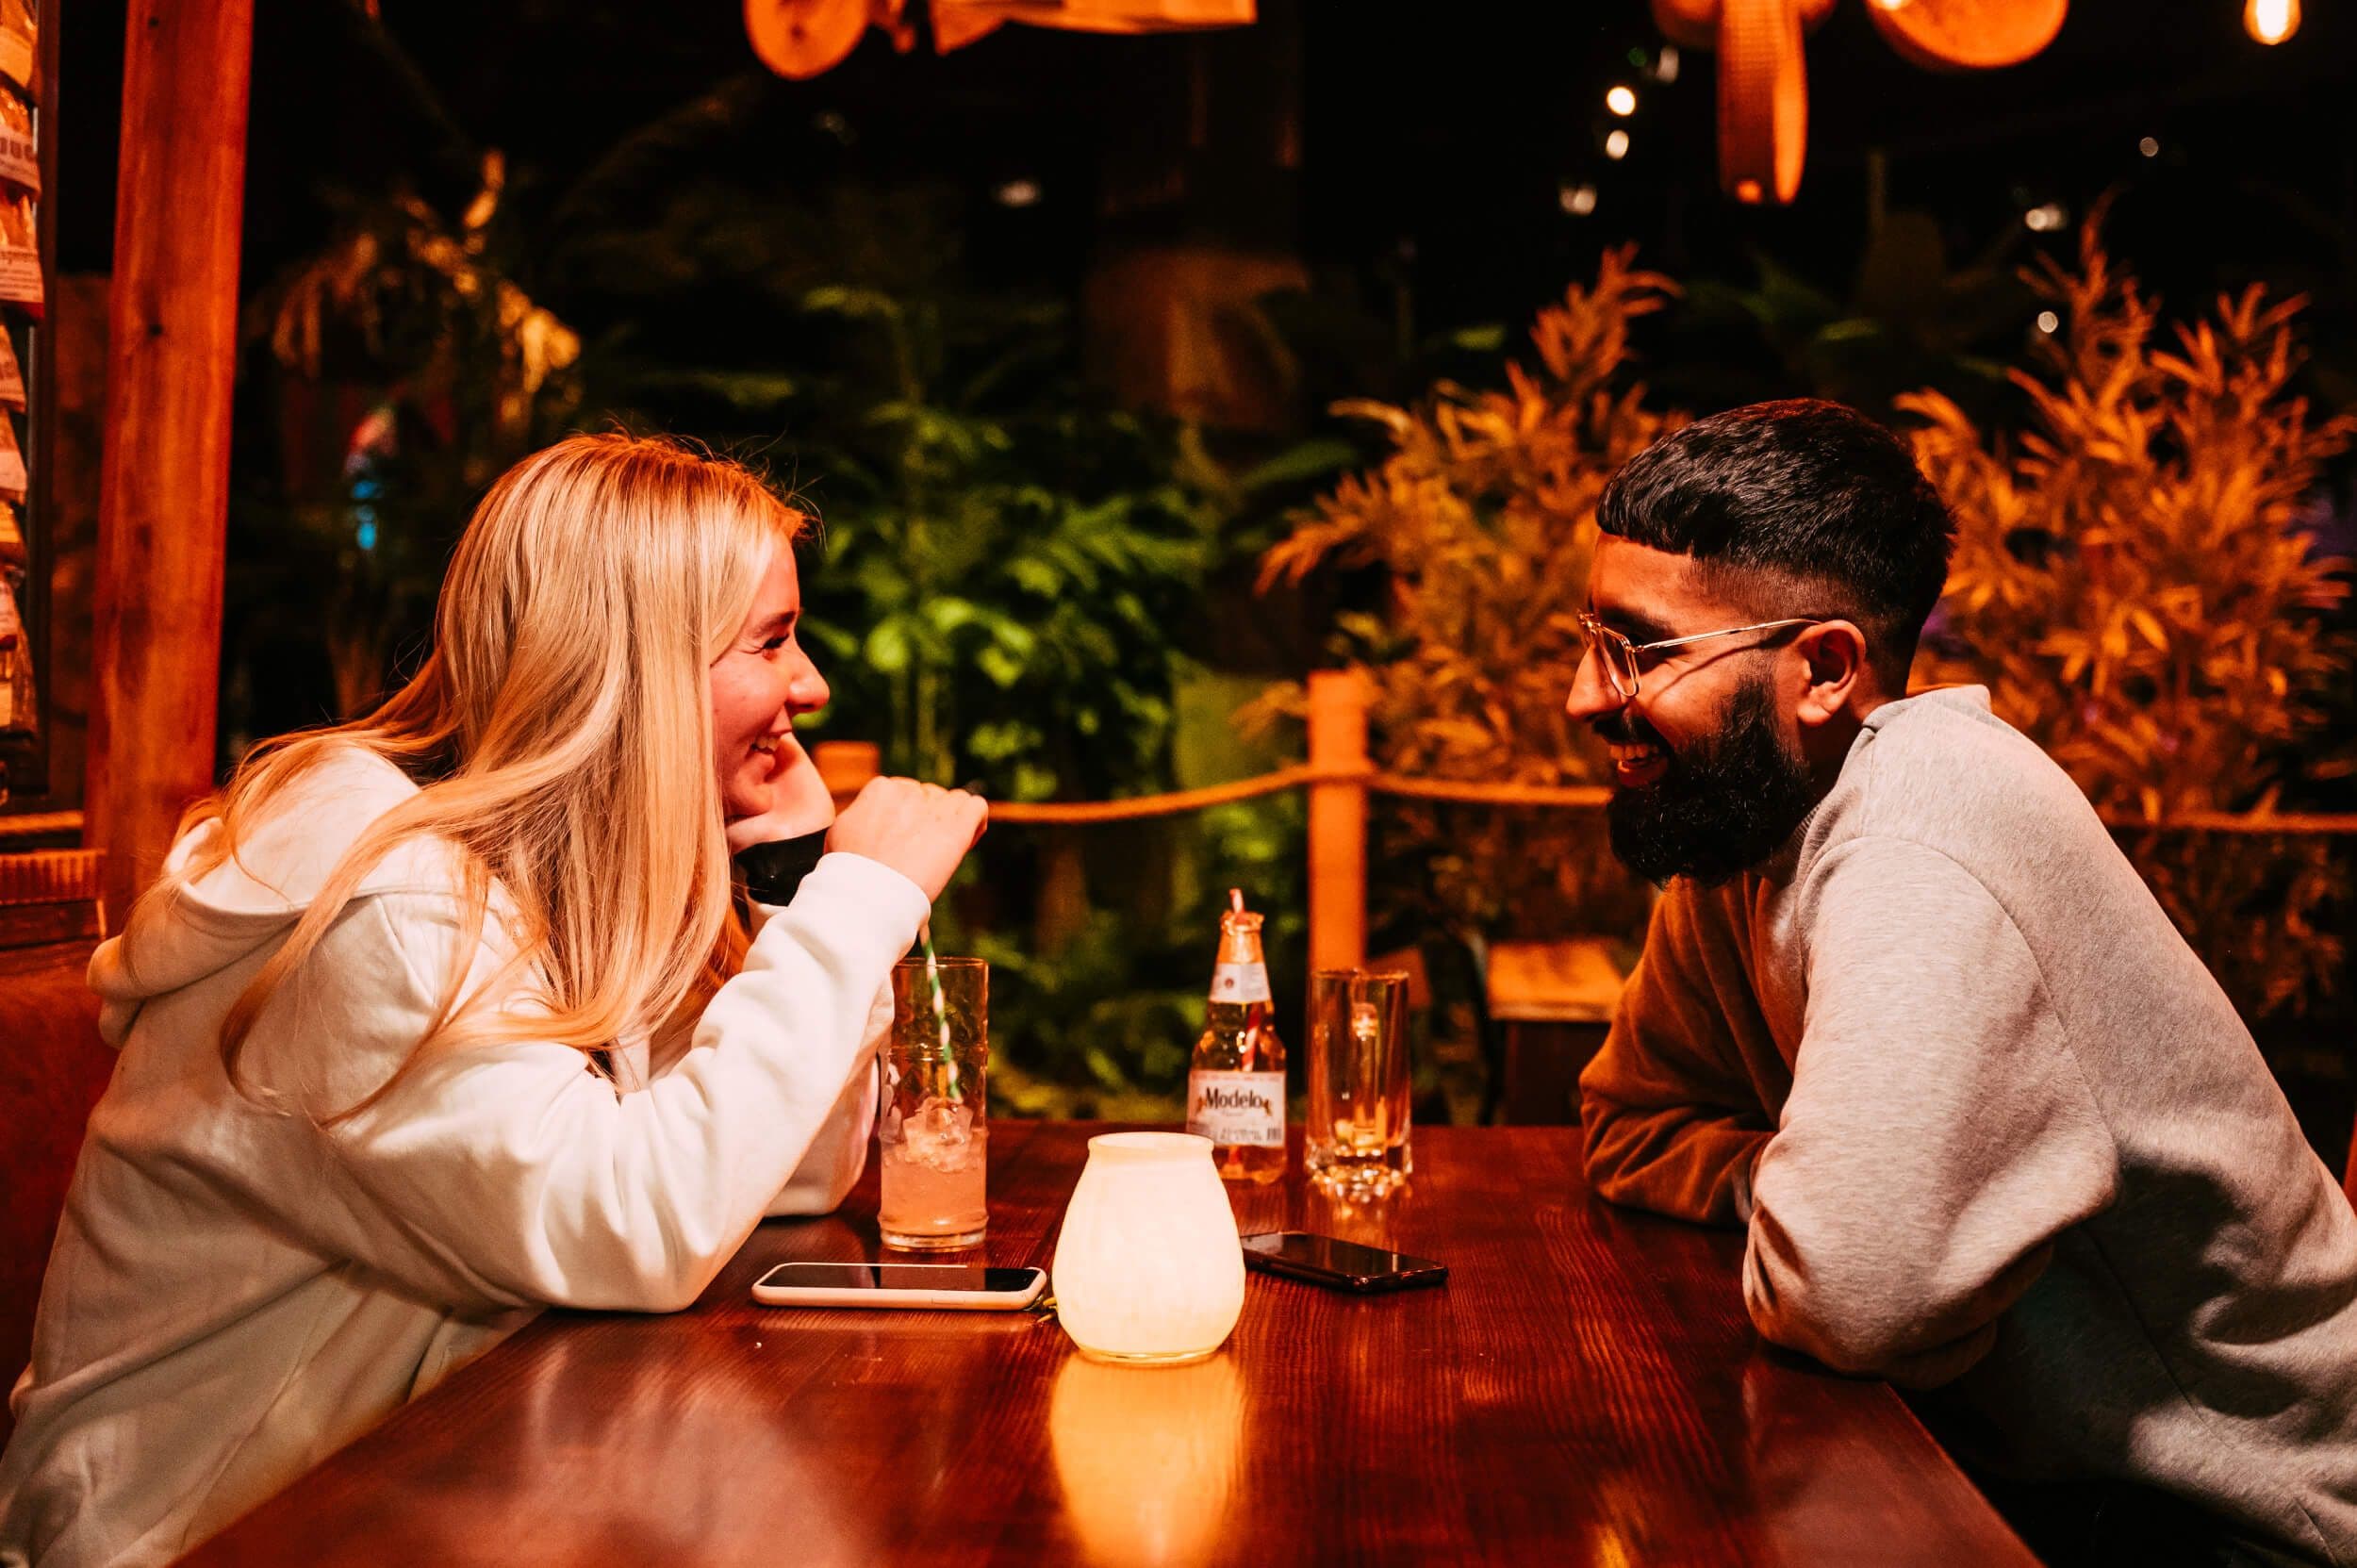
1369,774,1613,809
982,766,1326,825
985,766,1619,824
2099,811,2357,836
981,763,2357,835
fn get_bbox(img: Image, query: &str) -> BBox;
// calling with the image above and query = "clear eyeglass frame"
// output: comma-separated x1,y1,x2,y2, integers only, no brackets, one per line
1574,610,1822,701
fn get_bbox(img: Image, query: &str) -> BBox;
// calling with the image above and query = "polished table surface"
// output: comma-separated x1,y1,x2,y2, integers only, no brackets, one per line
179,1124,2034,1567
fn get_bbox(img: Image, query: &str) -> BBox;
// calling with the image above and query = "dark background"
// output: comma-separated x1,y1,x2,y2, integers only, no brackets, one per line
31,0,2357,1134
50,2,2357,384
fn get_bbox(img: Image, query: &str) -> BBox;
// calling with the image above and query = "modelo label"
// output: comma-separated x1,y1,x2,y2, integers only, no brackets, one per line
1209,961,1272,1004
1187,1070,1285,1148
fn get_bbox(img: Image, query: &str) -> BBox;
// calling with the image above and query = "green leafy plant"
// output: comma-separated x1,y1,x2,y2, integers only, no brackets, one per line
1904,215,2356,1015
784,282,1212,801
1252,248,1680,949
1666,209,2033,421
523,115,1247,1097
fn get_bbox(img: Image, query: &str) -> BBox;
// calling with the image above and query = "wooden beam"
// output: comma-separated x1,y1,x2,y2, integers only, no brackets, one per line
84,0,255,921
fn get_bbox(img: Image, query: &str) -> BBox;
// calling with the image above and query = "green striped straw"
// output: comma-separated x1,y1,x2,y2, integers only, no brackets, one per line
917,918,962,1102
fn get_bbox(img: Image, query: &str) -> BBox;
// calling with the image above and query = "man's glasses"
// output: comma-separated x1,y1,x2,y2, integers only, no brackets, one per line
1575,610,1822,701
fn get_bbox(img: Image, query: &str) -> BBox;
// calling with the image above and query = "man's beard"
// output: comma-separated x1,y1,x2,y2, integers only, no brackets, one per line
1604,674,1820,887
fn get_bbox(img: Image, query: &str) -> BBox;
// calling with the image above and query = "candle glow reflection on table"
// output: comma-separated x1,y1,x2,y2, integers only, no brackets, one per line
1049,1352,1245,1568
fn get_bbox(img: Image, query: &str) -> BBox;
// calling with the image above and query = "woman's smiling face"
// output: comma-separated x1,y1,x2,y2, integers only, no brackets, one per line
709,545,831,825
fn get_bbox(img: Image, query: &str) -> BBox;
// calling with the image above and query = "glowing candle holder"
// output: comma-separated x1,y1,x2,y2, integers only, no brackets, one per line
1051,1132,1245,1365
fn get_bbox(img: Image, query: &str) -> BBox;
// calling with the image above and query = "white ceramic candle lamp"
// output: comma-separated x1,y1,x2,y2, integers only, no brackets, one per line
1051,1132,1245,1365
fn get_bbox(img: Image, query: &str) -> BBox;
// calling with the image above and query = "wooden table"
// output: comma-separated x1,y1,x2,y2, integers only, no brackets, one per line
180,1125,2033,1567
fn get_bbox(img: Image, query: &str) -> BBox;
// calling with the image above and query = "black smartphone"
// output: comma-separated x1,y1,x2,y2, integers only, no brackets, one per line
1240,1231,1448,1294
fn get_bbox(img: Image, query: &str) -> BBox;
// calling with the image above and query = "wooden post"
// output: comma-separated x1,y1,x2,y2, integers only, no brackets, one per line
812,740,881,813
1306,668,1369,976
83,0,255,921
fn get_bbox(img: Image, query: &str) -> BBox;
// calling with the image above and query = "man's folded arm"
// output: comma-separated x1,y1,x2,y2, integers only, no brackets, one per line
1579,889,1776,1227
1743,837,2118,1387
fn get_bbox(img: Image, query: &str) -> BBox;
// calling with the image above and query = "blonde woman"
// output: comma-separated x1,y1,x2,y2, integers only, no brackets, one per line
0,434,986,1568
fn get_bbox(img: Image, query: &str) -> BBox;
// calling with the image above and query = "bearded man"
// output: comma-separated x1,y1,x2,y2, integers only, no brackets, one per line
1569,399,2357,1566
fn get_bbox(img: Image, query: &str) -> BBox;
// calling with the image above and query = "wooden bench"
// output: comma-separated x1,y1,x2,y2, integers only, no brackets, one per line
0,850,112,1447
1489,938,1624,1126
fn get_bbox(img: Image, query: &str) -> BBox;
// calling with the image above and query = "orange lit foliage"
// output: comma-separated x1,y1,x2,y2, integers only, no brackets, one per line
1904,219,2355,1015
1256,248,1679,940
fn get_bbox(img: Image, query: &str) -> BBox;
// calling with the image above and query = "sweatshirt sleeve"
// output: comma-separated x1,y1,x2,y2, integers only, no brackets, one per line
305,851,928,1313
757,944,890,1218
1578,887,1777,1226
1743,836,2118,1387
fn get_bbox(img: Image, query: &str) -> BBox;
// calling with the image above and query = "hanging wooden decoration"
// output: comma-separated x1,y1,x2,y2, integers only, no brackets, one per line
930,0,1006,51
952,0,1253,33
1868,0,2068,69
744,0,872,79
871,0,919,53
751,0,1252,75
1652,0,1833,49
1718,0,1809,205
1656,0,2068,205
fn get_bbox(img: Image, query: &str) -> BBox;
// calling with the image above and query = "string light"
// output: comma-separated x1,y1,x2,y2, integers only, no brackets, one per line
1606,85,1638,117
2138,136,2160,158
1558,181,1599,216
994,178,1042,208
1655,46,1680,84
2244,0,2300,43
1605,129,1631,160
2024,202,2068,232
2036,310,2060,334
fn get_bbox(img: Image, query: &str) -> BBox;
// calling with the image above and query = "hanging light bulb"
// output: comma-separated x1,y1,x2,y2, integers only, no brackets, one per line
2245,0,2300,43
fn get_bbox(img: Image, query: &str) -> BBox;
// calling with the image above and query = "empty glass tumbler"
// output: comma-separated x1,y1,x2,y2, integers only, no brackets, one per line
1305,968,1412,1195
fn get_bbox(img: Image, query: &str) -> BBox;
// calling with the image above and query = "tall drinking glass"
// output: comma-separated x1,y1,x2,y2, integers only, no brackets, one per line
1305,968,1411,1195
879,956,989,1250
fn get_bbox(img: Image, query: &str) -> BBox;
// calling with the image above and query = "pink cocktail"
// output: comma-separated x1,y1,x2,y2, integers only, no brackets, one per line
879,958,989,1250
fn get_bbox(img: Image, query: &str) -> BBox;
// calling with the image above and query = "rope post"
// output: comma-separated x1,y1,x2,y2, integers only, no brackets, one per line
1306,668,1370,977
813,740,881,813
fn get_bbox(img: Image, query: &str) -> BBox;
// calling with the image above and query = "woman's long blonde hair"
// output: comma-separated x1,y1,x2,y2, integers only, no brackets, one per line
143,431,807,1114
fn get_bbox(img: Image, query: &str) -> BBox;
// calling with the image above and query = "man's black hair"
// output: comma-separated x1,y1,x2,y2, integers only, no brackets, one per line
1595,399,1955,685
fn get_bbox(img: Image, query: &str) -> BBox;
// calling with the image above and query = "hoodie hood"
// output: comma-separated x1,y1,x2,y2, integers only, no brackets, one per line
88,747,465,1047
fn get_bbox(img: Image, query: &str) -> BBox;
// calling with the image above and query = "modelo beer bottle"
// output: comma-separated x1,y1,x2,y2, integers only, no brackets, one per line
1186,889,1286,1183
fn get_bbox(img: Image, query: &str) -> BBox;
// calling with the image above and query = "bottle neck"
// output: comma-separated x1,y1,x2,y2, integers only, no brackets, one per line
1214,910,1265,966
1210,909,1272,1006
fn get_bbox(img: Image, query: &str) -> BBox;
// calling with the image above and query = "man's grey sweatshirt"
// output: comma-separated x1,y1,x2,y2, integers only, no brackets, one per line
1579,685,2357,1565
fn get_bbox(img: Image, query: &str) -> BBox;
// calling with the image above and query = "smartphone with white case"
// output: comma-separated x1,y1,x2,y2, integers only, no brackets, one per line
750,1262,1047,1311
